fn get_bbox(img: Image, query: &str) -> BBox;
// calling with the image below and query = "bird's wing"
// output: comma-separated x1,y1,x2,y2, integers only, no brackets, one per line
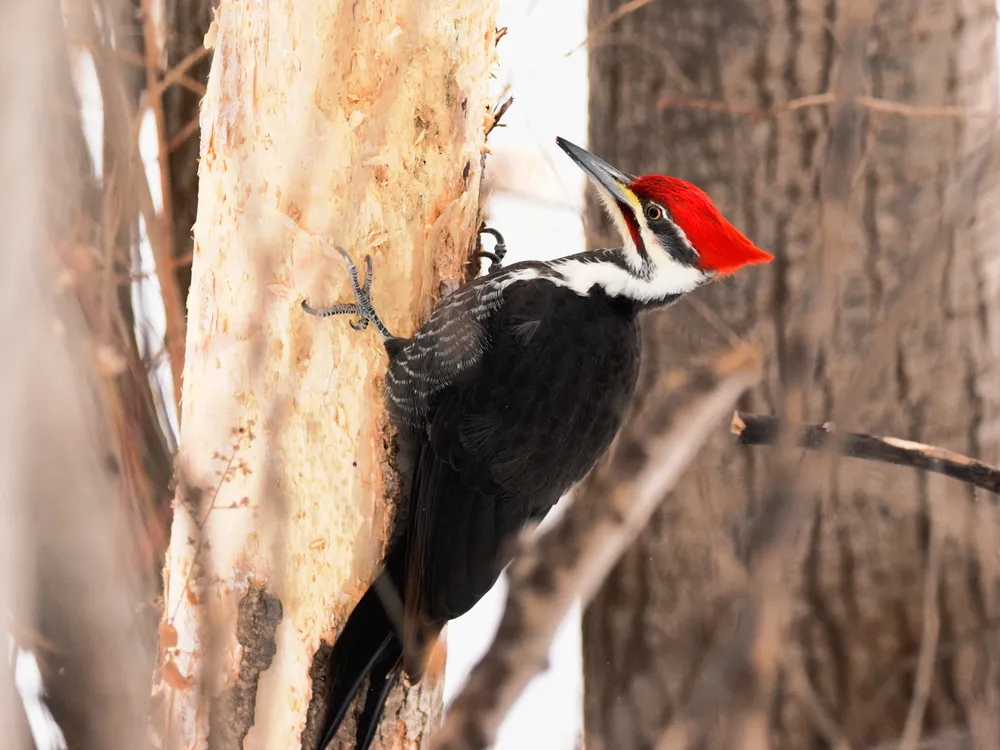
399,279,606,627
385,278,498,431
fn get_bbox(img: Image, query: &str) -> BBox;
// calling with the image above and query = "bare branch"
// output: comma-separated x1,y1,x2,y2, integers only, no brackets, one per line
485,95,514,137
72,0,188,414
732,412,1000,495
567,0,658,56
65,39,209,97
166,113,200,152
139,0,182,405
657,92,995,120
432,347,763,750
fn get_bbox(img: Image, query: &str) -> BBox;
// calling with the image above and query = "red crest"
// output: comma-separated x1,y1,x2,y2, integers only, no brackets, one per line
631,175,772,275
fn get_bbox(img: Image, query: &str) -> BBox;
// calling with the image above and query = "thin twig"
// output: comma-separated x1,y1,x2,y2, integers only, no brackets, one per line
899,488,942,750
70,36,208,97
114,251,193,285
485,96,514,137
80,0,187,413
167,113,200,153
785,650,854,750
146,45,210,101
657,92,995,120
432,347,762,750
567,0,658,56
732,412,1000,496
657,92,834,117
682,295,745,348
167,442,245,624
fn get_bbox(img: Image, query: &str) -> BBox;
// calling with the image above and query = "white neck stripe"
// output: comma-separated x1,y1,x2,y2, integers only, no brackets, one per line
496,253,705,304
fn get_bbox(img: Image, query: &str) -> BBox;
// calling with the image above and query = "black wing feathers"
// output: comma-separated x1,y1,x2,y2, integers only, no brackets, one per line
404,280,641,624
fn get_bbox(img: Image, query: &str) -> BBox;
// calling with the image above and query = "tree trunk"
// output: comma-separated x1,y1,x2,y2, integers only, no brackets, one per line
163,0,216,308
151,3,499,749
582,1,1000,748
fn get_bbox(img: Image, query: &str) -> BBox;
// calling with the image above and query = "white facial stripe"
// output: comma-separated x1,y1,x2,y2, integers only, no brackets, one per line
596,188,638,258
488,259,703,303
551,255,705,301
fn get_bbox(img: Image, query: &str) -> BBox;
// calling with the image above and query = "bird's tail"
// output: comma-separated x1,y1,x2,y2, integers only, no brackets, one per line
317,565,404,750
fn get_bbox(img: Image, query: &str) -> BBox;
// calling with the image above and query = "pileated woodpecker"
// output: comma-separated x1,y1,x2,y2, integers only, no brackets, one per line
305,137,771,749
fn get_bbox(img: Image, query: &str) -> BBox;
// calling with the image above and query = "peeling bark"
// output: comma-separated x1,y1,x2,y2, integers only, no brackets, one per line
209,588,283,750
152,2,500,749
582,0,1000,748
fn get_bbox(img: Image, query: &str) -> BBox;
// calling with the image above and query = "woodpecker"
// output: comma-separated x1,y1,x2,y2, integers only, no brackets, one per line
305,137,772,749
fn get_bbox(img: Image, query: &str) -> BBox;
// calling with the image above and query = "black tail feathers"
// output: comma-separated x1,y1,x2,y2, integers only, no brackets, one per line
354,645,403,750
317,570,404,750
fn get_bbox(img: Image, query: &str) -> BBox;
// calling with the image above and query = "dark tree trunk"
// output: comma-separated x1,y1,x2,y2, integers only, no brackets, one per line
163,0,214,307
581,1,1000,748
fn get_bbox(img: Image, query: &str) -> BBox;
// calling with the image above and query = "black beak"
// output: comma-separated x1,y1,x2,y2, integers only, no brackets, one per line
556,137,634,204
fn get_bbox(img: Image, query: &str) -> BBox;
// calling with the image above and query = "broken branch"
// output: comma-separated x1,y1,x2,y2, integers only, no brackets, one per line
732,412,1000,496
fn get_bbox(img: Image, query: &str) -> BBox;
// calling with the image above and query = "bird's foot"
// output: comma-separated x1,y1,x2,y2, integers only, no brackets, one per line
473,225,507,272
301,246,394,338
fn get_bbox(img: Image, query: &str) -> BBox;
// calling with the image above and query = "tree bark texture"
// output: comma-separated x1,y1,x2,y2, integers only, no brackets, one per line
152,3,499,749
582,1,1000,748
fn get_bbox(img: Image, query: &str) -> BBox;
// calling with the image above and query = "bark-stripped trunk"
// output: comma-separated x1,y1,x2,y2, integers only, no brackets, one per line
152,3,499,749
581,1,1000,748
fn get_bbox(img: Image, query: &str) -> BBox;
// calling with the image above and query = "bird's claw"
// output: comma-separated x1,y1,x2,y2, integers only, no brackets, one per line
362,255,374,294
475,225,507,272
301,244,393,339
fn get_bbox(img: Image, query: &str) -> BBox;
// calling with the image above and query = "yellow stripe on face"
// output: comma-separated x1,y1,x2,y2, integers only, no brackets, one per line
620,184,641,212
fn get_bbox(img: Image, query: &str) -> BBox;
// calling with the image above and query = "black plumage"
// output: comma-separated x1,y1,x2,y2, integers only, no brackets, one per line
317,251,651,749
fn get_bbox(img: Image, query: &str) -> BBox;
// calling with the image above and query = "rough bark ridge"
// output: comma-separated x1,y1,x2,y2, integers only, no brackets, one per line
582,1,1000,748
152,3,499,749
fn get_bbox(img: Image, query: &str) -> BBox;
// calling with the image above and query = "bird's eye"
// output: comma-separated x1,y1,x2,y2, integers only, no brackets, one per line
645,204,663,221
